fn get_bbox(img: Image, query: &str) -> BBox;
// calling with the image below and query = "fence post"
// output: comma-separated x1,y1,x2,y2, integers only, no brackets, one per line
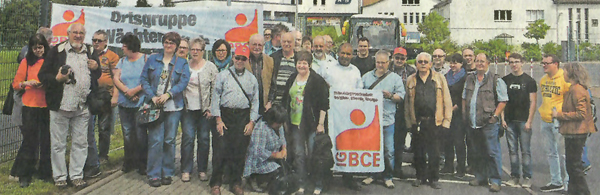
40,0,50,27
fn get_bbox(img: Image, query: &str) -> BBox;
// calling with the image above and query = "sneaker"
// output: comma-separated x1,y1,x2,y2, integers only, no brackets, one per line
295,187,305,195
8,175,18,182
161,177,172,185
384,179,395,189
521,178,532,188
199,172,209,181
181,173,190,182
211,186,221,195
55,180,68,189
84,166,102,178
503,177,519,187
313,188,322,195
19,177,30,188
149,178,161,187
361,177,374,185
430,181,441,189
489,183,501,192
72,178,88,189
540,184,564,192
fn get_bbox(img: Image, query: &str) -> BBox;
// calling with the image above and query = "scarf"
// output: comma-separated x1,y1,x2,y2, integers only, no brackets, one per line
445,68,466,86
214,55,232,71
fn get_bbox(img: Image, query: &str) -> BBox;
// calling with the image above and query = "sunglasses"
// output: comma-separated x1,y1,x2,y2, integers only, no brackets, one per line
264,34,271,36
191,49,204,52
92,39,105,43
433,55,445,58
235,56,248,61
394,56,406,60
417,60,429,64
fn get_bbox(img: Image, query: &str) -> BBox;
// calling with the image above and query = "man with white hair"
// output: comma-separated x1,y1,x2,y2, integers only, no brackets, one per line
432,49,450,75
311,36,335,74
292,30,303,52
246,34,274,115
323,35,337,59
38,23,101,189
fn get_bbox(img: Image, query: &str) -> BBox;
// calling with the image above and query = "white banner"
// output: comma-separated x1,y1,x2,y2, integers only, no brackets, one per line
329,89,384,173
50,3,263,49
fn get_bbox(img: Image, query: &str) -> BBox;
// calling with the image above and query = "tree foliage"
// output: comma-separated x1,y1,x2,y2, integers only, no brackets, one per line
53,0,119,7
136,0,152,7
521,42,542,61
542,42,562,59
524,19,550,45
0,0,41,48
417,11,453,53
161,0,175,7
466,39,514,62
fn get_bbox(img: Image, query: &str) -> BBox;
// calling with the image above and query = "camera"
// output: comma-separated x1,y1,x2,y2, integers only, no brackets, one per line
61,65,76,84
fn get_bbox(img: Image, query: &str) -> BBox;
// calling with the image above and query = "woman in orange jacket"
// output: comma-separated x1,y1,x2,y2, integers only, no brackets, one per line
552,63,596,195
11,34,51,188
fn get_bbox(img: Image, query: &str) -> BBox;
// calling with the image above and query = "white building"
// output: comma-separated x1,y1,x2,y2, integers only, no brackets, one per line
555,0,600,44
361,0,441,43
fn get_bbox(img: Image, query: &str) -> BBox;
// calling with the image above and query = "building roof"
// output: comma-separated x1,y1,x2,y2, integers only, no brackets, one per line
363,0,384,7
432,0,451,9
554,0,600,4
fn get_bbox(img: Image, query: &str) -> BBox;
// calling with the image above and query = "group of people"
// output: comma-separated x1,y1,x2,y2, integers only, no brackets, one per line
6,21,596,195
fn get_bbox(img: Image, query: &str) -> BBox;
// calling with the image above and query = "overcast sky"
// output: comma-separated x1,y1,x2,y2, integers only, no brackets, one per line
119,0,164,7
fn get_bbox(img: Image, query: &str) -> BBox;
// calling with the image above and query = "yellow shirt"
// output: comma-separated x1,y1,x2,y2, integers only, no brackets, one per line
538,68,571,123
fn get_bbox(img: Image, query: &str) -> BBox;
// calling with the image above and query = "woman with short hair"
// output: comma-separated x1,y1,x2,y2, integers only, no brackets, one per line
552,63,596,195
140,32,190,187
211,39,232,72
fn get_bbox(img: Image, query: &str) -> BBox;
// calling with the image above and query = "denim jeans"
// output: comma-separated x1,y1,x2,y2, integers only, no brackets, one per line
506,121,533,179
180,109,212,173
565,135,590,195
50,108,90,181
582,134,591,168
541,120,567,186
119,106,147,172
289,125,317,187
147,111,182,180
468,122,502,185
382,124,395,180
86,106,117,168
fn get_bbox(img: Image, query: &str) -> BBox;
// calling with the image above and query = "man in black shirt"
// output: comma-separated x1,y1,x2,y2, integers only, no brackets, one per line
351,37,375,76
500,53,537,188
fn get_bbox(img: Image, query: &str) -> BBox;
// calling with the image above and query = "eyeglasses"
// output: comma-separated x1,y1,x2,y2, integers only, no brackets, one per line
191,49,204,52
376,61,389,64
251,43,264,47
508,61,521,64
394,56,406,60
433,55,445,58
417,60,429,64
474,60,487,63
215,49,227,53
164,41,176,45
179,46,188,50
235,56,248,61
92,39,105,43
264,34,271,36
70,31,85,35
541,62,554,66
314,45,324,48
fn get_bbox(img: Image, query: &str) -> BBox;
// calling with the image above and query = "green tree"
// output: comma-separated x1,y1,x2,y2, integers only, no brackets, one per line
136,0,152,7
161,0,175,7
0,0,41,48
521,42,542,61
524,19,550,45
542,42,562,59
417,11,453,53
468,39,513,62
53,0,119,7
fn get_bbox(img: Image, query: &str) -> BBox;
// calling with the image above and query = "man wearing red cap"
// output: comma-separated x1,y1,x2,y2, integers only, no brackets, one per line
389,47,416,178
210,45,260,195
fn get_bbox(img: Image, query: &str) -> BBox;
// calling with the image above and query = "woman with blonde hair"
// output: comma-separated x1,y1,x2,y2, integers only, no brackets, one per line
552,62,596,195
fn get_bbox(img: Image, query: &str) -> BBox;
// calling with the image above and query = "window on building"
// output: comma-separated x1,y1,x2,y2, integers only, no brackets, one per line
494,10,512,22
416,13,420,23
291,0,295,5
379,12,383,15
577,8,581,41
390,12,394,16
404,13,408,24
314,0,317,5
403,0,419,5
422,12,426,22
526,10,544,22
322,0,325,5
299,0,302,4
263,11,271,20
410,13,413,24
593,19,598,27
585,8,589,41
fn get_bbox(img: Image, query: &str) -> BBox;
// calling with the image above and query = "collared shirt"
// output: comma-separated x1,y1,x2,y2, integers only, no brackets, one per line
462,71,509,128
211,66,260,121
97,47,119,95
362,70,405,126
432,63,451,75
319,62,363,90
312,54,335,75
243,120,286,177
414,71,437,118
60,43,91,111
389,64,416,84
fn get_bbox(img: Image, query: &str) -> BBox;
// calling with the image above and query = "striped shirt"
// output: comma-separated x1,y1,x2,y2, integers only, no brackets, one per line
271,57,296,105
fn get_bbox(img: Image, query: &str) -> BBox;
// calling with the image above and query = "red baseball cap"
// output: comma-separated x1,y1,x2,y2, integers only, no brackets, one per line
234,45,250,58
393,47,407,56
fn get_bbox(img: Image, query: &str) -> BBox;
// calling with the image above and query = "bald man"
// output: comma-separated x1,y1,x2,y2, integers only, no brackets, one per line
293,30,303,52
311,36,336,74
245,34,274,114
323,35,337,59
267,32,297,108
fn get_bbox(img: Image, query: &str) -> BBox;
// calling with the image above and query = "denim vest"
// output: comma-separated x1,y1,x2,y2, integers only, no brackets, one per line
464,72,498,127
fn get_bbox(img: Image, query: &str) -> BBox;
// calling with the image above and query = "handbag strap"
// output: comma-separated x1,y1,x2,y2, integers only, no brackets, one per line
162,57,177,95
368,71,391,90
228,68,251,107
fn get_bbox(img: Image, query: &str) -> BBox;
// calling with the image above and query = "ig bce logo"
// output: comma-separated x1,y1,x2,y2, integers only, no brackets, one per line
335,106,382,167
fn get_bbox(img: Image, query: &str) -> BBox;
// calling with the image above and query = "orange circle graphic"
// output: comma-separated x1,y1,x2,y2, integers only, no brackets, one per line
350,109,366,126
63,10,75,21
235,14,247,26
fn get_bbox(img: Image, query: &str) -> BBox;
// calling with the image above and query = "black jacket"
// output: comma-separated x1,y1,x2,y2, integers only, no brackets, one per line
38,41,101,111
281,70,329,133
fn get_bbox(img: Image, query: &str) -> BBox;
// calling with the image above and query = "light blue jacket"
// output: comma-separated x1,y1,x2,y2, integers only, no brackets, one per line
140,53,190,109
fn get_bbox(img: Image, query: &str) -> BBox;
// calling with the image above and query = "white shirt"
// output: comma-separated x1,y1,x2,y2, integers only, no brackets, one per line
319,62,363,90
312,54,336,75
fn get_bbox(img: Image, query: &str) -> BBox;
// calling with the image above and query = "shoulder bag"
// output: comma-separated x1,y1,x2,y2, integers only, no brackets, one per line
137,58,176,126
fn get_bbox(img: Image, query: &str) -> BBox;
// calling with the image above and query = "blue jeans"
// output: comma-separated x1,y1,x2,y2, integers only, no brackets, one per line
289,125,317,187
180,110,212,173
119,106,147,171
469,122,502,185
582,134,591,168
86,106,118,168
147,111,182,180
382,124,395,180
506,121,533,179
541,120,567,186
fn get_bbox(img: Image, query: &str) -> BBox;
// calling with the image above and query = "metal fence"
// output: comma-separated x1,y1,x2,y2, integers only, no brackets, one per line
0,0,41,163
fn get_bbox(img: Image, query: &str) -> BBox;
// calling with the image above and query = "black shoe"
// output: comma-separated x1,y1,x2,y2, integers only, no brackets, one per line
430,181,441,189
19,177,30,188
540,184,564,192
454,172,465,179
137,168,147,175
84,166,102,178
440,167,454,175
394,171,406,179
122,166,132,173
161,177,172,185
149,178,161,187
412,180,422,187
343,180,361,191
